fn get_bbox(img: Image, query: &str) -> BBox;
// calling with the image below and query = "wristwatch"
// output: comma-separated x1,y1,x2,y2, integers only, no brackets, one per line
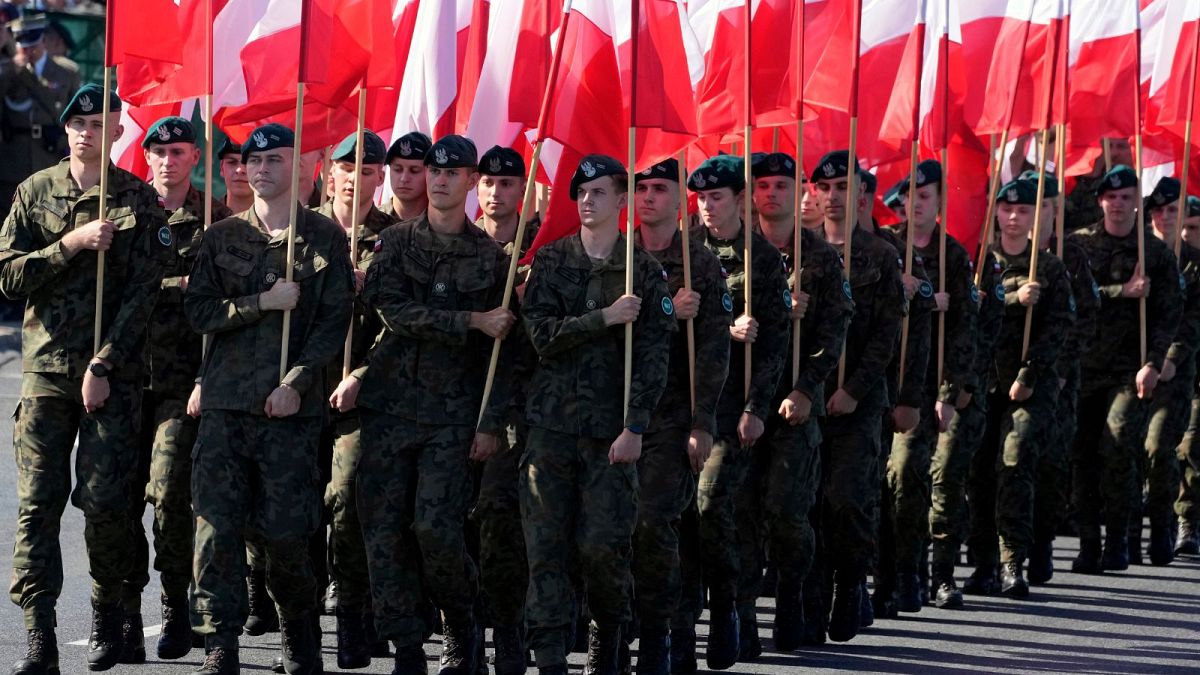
88,362,110,378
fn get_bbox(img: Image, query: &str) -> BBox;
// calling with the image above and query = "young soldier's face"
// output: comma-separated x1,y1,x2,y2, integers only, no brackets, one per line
696,187,741,231
753,177,795,220
245,148,295,201
1099,187,1138,229
910,183,940,227
814,177,857,223
331,160,385,210
1182,215,1200,250
65,113,123,163
1150,203,1179,240
634,178,680,226
997,202,1035,239
576,176,626,228
426,166,479,211
220,156,252,199
145,143,200,191
799,182,822,226
389,159,426,202
477,175,525,221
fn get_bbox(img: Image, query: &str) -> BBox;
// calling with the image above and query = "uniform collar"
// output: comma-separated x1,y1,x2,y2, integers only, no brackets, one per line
48,159,136,201
634,227,683,264
412,214,485,256
244,205,314,247
565,230,628,271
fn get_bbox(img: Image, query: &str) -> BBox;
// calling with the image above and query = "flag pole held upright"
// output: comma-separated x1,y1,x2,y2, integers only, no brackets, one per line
742,0,754,400
975,130,1008,286
678,151,696,411
281,82,305,381
1021,129,1051,360
837,0,863,387
343,86,368,379
93,66,113,355
790,0,805,386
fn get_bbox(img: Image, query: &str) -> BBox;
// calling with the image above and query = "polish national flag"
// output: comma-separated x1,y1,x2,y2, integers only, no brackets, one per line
1146,0,1200,148
389,0,473,141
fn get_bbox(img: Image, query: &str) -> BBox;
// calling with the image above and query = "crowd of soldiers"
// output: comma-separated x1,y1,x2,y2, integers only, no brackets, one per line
1,77,1199,675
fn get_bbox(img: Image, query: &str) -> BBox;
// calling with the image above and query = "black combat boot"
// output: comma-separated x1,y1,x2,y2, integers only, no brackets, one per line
635,627,669,675
704,605,739,670
894,573,922,613
1071,538,1104,574
1102,534,1129,571
963,564,999,594
1148,519,1175,566
118,612,145,664
1127,523,1143,566
858,581,874,628
999,561,1029,599
244,570,279,636
800,586,826,644
279,612,323,674
438,616,480,675
393,644,429,675
196,647,240,675
668,621,696,674
870,580,896,619
583,624,621,675
336,608,371,669
492,624,526,675
87,601,125,671
826,572,862,643
930,563,963,608
737,609,760,661
1027,539,1054,585
11,628,58,675
157,594,192,659
773,582,804,652
1176,519,1200,555
537,666,567,675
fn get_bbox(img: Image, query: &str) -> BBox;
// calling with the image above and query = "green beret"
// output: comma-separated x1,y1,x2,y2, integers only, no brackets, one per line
142,116,196,148
479,145,525,177
636,158,680,184
1188,195,1200,218
425,134,477,169
241,123,294,162
1097,164,1139,195
332,129,387,164
1017,169,1059,198
570,154,626,200
215,136,241,160
59,83,121,125
997,179,1038,205
687,154,744,192
1146,177,1181,211
386,131,432,163
751,152,798,180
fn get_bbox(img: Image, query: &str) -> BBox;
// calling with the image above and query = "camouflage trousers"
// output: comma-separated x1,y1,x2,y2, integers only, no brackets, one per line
521,427,637,668
929,391,989,566
357,412,477,647
1175,398,1200,521
470,424,528,629
885,396,938,573
632,427,694,631
696,432,752,608
1033,370,1078,543
1072,379,1149,540
1140,362,1195,527
969,382,1053,564
9,373,142,630
190,411,322,647
324,412,371,611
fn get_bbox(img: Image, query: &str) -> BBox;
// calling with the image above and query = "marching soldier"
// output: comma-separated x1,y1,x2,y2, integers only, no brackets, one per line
184,123,354,674
383,131,432,220
1063,138,1133,234
1173,195,1200,556
217,136,253,214
0,83,170,674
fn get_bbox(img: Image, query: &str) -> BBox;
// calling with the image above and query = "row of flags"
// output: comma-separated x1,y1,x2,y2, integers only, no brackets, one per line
106,0,1200,258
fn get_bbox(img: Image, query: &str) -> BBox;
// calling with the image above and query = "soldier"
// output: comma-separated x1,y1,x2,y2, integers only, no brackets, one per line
217,136,254,214
0,15,80,221
1141,178,1200,566
1063,138,1133,234
184,122,354,674
520,155,674,675
748,152,852,653
314,129,396,668
383,131,432,220
297,147,326,208
632,158,732,674
0,83,170,674
799,176,823,230
355,135,516,675
1173,196,1200,556
810,151,903,643
471,144,538,675
967,177,1072,598
882,160,977,612
1069,165,1182,574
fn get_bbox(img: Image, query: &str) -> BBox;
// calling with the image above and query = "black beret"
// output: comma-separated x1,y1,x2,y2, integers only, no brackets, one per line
1188,196,1200,218
1146,177,1181,210
479,145,525,177
997,178,1038,205
687,154,745,192
883,179,905,209
142,116,196,148
59,83,121,125
570,154,626,201
331,129,387,164
1097,164,1139,195
751,152,798,180
215,136,241,160
241,123,294,162
1018,169,1059,198
859,170,878,195
386,131,432,163
425,134,477,169
812,150,867,182
636,158,680,183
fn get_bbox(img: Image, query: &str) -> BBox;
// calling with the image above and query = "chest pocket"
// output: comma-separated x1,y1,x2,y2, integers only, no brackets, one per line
452,258,495,310
549,265,589,314
293,249,329,282
32,199,70,238
214,250,257,296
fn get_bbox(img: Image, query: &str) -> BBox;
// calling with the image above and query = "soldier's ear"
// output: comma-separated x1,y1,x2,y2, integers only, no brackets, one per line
113,124,125,143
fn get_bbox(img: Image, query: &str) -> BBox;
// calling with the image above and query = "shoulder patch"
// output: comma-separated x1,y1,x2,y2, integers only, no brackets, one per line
918,280,934,299
1181,274,1188,292
1091,280,1100,299
842,279,853,300
157,225,172,247
661,296,675,316
970,283,980,304
721,292,734,313
783,288,793,309
994,283,1005,301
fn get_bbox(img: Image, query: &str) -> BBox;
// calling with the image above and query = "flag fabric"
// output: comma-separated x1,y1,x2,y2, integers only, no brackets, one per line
106,0,184,66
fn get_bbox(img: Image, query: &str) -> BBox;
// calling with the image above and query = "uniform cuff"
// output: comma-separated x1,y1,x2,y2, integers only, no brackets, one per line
625,406,652,431
281,366,313,395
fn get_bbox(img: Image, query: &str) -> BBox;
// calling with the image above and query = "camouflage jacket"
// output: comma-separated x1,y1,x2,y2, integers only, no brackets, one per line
1070,224,1182,375
146,188,232,397
522,232,676,438
474,214,541,286
992,242,1073,388
874,225,934,410
886,223,977,404
971,253,1006,393
356,216,515,434
639,228,732,436
702,224,790,432
312,201,396,392
1050,238,1100,378
184,207,354,417
0,159,171,380
822,225,905,403
1169,244,1200,373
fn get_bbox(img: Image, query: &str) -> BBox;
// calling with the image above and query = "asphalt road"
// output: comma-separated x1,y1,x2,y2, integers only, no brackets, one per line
0,324,1196,674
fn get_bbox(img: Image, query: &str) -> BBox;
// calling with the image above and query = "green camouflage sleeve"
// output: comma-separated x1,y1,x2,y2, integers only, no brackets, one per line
899,277,932,409
843,245,904,402
1017,256,1071,388
745,248,791,420
970,255,1004,393
184,230,267,334
689,246,732,435
1055,243,1099,375
522,247,611,358
1146,242,1183,371
1167,249,1200,366
280,231,356,395
795,243,852,404
627,255,678,430
478,248,523,436
0,182,73,298
362,227,472,346
938,244,978,404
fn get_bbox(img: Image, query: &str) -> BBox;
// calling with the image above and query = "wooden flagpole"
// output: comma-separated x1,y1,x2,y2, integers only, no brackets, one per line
1021,129,1051,359
742,0,754,399
1055,124,1066,257
93,66,113,355
837,0,863,387
897,3,925,392
974,130,1008,286
790,0,804,386
201,0,215,358
678,152,696,411
626,125,637,414
1134,27,1147,364
280,82,305,381
342,86,367,379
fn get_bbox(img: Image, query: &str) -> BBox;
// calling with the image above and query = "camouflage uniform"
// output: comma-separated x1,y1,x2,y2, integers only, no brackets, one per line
634,228,731,631
355,216,515,646
1175,383,1200,522
1070,225,1182,544
183,207,354,647
1063,174,1103,235
313,201,395,613
695,226,789,615
520,232,674,667
0,54,79,220
968,243,1072,564
0,159,170,629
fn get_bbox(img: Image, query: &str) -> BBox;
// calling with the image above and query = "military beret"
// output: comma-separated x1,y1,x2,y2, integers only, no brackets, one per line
1017,169,1059,199
10,14,46,47
59,83,121,125
142,116,196,148
425,134,478,169
860,170,878,195
883,179,906,209
386,131,432,164
1188,195,1200,218
241,123,294,162
331,129,387,165
1145,177,1181,211
636,158,680,183
215,136,241,160
997,178,1038,205
687,154,745,192
751,152,798,180
479,145,525,177
570,154,626,201
1097,164,1139,195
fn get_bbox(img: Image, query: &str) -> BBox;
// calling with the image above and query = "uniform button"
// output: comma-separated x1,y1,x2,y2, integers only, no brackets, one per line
586,299,597,310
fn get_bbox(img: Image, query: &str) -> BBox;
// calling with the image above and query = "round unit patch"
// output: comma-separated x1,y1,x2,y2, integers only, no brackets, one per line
158,225,173,247
842,280,853,300
970,284,980,304
721,292,734,313
994,283,1005,301
783,289,793,309
661,296,675,315
918,280,934,298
